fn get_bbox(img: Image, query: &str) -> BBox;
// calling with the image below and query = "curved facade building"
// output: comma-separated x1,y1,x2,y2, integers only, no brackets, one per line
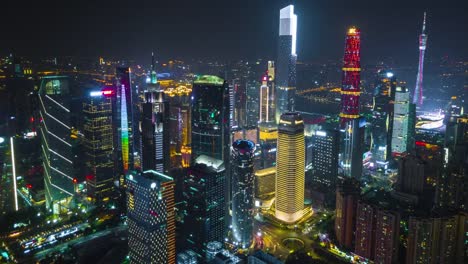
231,139,256,248
275,112,305,223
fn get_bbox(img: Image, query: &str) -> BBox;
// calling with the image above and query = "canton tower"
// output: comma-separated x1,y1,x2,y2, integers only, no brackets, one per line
413,12,427,106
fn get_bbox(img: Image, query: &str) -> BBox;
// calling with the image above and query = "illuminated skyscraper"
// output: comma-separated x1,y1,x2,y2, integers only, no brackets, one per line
354,201,374,258
391,85,416,157
39,76,75,214
396,154,426,195
231,140,255,249
275,112,304,223
182,155,226,257
164,82,192,168
335,178,360,249
311,129,339,187
340,118,365,179
406,215,459,264
115,67,134,175
374,209,400,264
191,75,231,220
126,170,175,264
371,70,397,167
83,87,115,202
339,27,364,180
354,199,401,263
258,123,278,169
436,115,468,210
267,61,276,119
259,75,269,123
141,55,170,173
339,27,361,125
246,79,260,127
275,5,297,123
191,75,230,162
259,73,275,124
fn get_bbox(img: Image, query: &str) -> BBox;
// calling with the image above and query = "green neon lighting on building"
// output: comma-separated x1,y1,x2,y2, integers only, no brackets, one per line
193,75,224,85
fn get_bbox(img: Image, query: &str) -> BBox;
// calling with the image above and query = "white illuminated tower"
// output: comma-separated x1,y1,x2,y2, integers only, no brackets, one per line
413,12,428,106
259,74,270,123
275,5,297,123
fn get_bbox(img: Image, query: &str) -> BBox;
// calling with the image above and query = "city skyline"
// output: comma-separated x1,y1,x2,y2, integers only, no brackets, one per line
0,2,466,264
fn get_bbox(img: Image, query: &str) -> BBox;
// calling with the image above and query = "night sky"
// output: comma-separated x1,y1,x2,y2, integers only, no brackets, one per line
2,0,467,64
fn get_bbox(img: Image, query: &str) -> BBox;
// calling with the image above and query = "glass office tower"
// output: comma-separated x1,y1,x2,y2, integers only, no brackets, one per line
191,75,230,162
275,5,298,123
39,76,74,214
231,140,256,249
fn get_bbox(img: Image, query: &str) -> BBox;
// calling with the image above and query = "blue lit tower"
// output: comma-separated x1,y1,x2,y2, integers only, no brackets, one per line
275,5,297,123
231,139,256,249
126,170,175,264
413,12,428,106
141,53,170,173
39,76,74,214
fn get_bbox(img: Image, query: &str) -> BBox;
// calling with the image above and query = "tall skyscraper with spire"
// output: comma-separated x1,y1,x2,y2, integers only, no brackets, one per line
275,5,297,123
141,53,170,173
413,12,427,106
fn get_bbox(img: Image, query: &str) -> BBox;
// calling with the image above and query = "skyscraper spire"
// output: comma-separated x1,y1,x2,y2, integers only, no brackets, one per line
422,12,426,33
413,12,428,106
150,51,157,84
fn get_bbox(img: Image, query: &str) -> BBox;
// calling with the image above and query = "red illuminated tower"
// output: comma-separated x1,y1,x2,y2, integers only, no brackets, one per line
339,27,361,126
339,27,364,180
